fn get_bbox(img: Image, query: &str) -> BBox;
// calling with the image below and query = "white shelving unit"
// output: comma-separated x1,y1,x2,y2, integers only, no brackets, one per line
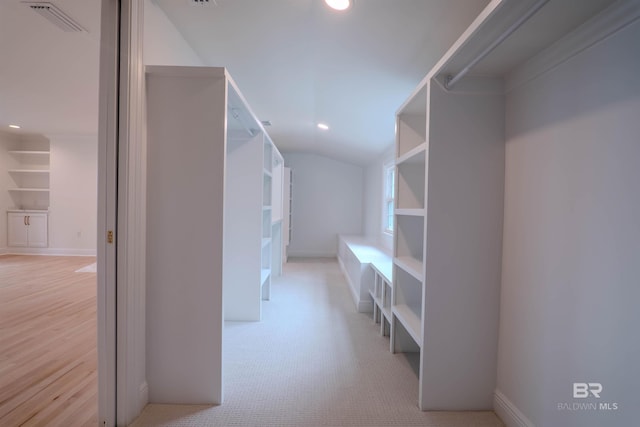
270,151,284,278
282,167,292,262
145,66,284,404
7,145,50,211
389,0,614,411
391,3,507,411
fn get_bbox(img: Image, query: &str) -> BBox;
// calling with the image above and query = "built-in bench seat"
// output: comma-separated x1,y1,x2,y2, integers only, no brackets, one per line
337,235,392,314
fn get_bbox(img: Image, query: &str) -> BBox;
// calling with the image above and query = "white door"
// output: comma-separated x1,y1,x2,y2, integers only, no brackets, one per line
7,213,28,247
26,213,48,248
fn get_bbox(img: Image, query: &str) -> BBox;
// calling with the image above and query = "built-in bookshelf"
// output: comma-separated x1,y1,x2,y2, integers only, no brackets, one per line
7,143,50,210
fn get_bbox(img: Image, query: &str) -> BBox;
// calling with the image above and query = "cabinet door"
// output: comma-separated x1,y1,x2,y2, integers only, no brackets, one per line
26,214,48,248
8,213,28,247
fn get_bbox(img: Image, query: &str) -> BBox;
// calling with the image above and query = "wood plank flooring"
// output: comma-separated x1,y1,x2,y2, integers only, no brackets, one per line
0,255,97,427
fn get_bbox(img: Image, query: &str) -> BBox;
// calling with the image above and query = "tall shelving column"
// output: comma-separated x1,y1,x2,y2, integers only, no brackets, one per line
270,148,285,278
419,75,504,410
261,140,273,300
392,70,504,410
391,84,428,368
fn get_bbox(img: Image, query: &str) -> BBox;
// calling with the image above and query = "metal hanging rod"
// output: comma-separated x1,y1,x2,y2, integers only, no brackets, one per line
445,0,550,89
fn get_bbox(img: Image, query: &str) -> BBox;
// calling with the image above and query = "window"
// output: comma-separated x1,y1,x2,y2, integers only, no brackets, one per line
383,161,395,234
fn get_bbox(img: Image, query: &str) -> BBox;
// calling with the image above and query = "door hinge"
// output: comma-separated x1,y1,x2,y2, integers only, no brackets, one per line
107,230,114,244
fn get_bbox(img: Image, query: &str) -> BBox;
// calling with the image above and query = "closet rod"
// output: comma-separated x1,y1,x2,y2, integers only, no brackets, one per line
445,0,549,89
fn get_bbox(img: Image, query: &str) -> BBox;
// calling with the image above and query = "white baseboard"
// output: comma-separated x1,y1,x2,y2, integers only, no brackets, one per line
5,247,97,256
139,381,149,413
494,389,535,427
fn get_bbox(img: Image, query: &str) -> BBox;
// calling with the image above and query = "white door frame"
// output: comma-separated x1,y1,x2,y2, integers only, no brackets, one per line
97,1,119,425
98,1,148,425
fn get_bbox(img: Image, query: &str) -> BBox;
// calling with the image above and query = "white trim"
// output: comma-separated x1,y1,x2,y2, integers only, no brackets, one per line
382,159,395,236
97,0,119,425
139,381,149,407
494,390,535,427
116,0,148,424
506,0,640,92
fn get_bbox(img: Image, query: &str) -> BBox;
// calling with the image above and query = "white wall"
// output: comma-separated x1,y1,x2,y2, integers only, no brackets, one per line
497,18,640,427
49,135,98,255
282,152,363,257
363,146,394,254
143,0,203,66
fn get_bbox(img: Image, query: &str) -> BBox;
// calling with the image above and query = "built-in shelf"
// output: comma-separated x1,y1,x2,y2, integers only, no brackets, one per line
395,208,425,217
8,150,50,156
260,268,270,286
263,169,272,177
8,169,50,174
392,304,422,347
8,188,50,192
7,144,50,211
396,161,425,210
262,238,271,248
394,256,423,282
396,142,427,165
369,289,392,322
262,206,272,210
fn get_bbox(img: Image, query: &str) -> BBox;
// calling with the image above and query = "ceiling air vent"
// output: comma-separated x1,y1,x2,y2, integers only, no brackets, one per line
23,2,86,32
191,0,217,5
261,120,272,127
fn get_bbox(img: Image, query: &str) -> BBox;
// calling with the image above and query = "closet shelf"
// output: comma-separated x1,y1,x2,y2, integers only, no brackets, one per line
394,256,424,282
8,188,50,192
8,150,49,155
369,289,392,321
396,142,427,165
8,169,50,174
260,269,271,286
395,208,425,217
392,304,422,347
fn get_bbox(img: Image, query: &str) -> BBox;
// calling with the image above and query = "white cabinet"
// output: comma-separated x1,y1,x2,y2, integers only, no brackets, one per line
7,211,48,248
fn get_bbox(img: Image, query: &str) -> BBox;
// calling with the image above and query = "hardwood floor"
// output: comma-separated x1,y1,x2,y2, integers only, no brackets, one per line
0,255,97,427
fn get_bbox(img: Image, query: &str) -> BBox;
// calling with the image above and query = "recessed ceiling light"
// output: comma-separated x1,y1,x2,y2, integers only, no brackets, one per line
9,124,21,129
317,123,329,130
325,0,352,11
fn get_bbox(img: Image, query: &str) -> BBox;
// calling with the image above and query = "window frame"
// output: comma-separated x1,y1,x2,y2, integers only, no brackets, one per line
382,160,395,235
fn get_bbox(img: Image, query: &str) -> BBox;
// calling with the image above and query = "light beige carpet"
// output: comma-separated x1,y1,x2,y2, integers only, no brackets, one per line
131,258,504,427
